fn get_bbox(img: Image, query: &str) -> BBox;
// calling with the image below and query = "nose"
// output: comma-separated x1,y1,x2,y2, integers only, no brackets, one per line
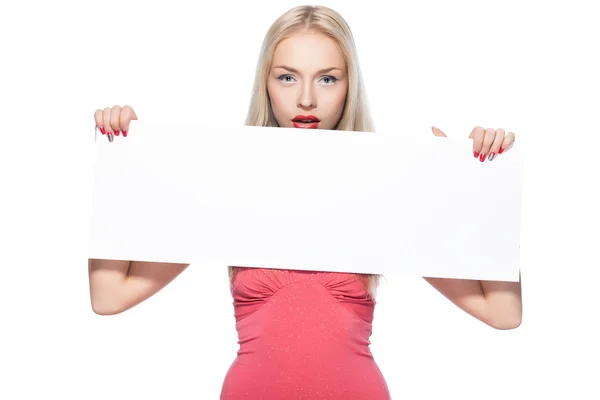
297,82,316,109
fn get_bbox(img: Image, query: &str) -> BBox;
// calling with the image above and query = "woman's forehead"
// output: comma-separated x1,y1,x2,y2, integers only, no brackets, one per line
272,32,345,71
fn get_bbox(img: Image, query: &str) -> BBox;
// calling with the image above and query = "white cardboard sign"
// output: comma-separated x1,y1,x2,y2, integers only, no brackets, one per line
89,121,523,281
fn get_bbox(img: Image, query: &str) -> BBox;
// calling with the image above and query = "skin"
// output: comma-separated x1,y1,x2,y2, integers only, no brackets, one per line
267,31,348,130
91,32,522,329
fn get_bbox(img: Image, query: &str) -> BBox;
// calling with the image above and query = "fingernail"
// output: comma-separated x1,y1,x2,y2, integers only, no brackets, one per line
122,130,128,137
474,151,480,158
479,153,485,162
488,152,495,161
499,147,504,154
114,129,120,136
107,132,114,142
100,126,106,135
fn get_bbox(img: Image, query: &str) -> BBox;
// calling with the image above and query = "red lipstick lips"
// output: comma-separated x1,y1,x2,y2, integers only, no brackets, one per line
292,115,320,129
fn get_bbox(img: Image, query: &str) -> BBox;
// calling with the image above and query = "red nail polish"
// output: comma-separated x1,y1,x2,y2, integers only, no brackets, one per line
115,130,120,136
479,153,485,162
499,147,504,154
122,130,128,137
100,126,105,135
474,151,480,158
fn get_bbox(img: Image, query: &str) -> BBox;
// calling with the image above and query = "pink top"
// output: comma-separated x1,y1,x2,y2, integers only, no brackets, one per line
220,267,391,399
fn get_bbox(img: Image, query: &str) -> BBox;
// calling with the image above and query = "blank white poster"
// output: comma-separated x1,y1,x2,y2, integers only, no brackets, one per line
89,121,523,281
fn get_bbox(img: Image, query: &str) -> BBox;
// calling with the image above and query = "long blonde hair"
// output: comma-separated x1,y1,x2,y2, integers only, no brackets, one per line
230,5,381,297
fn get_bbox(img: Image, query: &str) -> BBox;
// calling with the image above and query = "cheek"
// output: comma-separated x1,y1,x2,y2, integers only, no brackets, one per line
327,87,348,116
267,83,288,116
267,80,291,105
335,89,347,108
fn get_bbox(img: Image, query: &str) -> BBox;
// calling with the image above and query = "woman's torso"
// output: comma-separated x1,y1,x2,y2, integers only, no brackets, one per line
220,267,390,400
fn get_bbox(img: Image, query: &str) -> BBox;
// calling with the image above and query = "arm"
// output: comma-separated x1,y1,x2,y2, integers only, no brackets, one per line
423,271,522,330
88,259,190,315
89,106,191,315
424,127,521,329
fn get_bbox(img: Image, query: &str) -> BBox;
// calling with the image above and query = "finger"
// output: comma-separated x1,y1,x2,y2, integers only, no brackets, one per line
499,131,516,154
119,105,138,137
468,126,480,139
102,107,113,137
94,109,105,135
102,108,115,142
431,126,447,137
110,105,122,136
479,128,496,162
487,128,505,161
471,126,485,158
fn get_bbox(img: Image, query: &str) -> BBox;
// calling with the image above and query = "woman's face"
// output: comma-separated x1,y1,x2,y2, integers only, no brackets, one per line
267,31,348,130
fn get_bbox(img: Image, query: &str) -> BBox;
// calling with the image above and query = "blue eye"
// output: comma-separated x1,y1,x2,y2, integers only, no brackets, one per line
320,76,338,84
277,74,296,83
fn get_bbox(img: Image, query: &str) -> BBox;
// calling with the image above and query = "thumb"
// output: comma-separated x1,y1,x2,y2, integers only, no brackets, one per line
431,126,447,137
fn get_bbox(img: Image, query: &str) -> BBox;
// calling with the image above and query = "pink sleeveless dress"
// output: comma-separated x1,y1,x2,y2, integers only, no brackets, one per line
220,267,391,399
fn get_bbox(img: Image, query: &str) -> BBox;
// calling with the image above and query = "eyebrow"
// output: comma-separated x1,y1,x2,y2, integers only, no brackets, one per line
272,65,343,74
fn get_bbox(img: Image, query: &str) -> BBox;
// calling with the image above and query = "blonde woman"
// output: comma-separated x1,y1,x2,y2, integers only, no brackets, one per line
89,5,522,399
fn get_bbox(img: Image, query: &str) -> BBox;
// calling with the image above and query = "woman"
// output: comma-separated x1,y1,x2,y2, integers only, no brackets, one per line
89,5,522,399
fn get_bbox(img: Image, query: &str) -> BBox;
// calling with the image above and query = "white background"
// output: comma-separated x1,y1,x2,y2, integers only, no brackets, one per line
1,0,599,399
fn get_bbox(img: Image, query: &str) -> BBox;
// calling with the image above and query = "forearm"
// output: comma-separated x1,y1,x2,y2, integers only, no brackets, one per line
424,271,522,329
89,259,189,315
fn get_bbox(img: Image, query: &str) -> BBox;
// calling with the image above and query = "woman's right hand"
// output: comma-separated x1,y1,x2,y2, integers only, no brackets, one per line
94,105,137,140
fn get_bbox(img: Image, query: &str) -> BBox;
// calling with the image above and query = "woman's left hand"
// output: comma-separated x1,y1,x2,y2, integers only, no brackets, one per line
431,126,516,162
